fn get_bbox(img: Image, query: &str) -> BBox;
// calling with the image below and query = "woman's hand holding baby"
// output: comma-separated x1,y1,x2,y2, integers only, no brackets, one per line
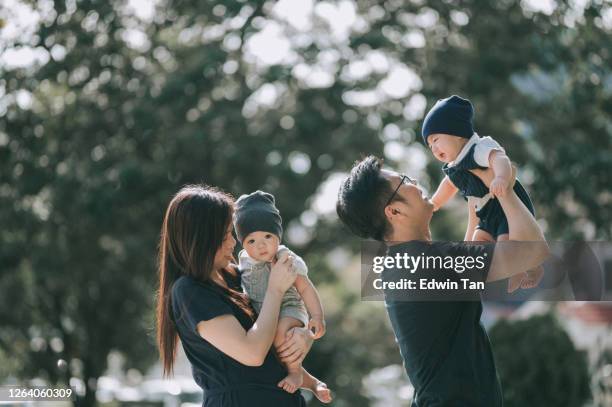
278,326,314,365
268,252,297,295
308,316,326,339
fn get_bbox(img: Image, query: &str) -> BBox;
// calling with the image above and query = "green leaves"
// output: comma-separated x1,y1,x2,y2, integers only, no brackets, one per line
1,0,611,405
490,313,591,407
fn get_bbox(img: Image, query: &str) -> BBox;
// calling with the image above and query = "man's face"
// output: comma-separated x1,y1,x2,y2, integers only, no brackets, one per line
381,169,434,226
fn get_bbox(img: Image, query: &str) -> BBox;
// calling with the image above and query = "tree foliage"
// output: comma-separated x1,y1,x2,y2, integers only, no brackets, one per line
489,313,591,407
1,0,611,405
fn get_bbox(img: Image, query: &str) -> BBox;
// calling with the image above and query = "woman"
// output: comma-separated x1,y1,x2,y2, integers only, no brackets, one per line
156,185,328,406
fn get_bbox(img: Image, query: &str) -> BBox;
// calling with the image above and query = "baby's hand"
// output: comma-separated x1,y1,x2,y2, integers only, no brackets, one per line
490,176,510,197
429,199,440,212
308,316,326,339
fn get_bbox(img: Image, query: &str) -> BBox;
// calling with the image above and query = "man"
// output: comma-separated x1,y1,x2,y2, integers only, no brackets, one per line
336,156,548,406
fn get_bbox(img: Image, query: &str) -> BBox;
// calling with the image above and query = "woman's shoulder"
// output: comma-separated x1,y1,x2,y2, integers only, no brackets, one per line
172,275,236,314
171,267,243,295
173,274,200,289
172,275,215,301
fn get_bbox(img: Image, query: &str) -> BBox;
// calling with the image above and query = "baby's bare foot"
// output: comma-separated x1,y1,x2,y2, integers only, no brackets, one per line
520,265,545,289
309,381,332,404
508,272,526,293
278,370,303,394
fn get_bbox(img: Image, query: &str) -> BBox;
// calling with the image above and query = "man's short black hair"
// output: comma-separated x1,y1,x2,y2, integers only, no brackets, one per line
336,155,402,241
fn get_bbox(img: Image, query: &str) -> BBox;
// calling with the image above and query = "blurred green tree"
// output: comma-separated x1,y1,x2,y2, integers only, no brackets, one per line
0,1,384,405
489,313,591,407
1,0,611,406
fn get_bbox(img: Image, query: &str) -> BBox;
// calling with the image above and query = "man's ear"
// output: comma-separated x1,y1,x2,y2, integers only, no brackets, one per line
384,205,398,220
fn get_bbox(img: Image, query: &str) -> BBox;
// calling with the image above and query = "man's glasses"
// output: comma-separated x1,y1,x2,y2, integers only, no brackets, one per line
385,174,417,207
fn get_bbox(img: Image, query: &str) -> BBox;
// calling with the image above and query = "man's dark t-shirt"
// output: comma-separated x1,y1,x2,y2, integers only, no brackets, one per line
382,241,503,407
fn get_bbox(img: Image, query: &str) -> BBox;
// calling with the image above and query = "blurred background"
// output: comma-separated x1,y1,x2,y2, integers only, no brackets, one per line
1,0,612,406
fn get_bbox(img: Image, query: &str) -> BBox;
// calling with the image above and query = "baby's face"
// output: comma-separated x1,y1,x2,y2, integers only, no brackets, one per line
243,231,280,263
427,133,466,163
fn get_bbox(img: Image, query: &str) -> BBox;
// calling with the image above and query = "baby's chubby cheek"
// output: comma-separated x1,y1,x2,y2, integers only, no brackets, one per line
246,248,277,263
244,247,260,260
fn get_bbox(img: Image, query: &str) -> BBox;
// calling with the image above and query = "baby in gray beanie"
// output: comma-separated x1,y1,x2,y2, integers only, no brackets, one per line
234,190,326,394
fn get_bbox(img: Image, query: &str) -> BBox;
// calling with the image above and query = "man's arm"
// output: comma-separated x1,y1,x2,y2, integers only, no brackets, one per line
470,167,549,282
489,150,513,197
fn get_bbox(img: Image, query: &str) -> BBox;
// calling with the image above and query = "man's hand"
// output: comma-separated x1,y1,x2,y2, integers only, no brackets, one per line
277,326,314,365
470,165,516,192
308,317,326,339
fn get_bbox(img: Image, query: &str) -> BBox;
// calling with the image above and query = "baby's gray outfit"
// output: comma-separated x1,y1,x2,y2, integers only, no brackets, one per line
238,245,309,326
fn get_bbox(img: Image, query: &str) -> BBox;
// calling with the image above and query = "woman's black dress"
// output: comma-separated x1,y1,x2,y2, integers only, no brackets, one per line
171,272,307,407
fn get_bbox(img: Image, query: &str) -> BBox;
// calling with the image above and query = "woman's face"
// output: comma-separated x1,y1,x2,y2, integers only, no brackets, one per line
242,231,280,263
213,223,236,270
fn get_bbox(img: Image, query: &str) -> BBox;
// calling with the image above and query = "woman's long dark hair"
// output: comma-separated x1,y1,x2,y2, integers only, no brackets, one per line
156,184,254,377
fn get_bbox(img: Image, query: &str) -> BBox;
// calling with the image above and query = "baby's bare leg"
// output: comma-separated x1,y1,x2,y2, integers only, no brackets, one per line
275,317,304,394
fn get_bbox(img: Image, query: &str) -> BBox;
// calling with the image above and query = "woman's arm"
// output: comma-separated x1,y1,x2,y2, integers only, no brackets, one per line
196,294,283,366
294,275,326,338
196,253,296,366
430,176,458,211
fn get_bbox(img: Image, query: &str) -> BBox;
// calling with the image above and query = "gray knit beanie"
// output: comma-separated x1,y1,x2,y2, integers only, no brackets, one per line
233,190,283,243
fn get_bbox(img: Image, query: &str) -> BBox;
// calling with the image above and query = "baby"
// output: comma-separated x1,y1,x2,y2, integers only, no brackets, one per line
233,190,329,399
422,95,544,292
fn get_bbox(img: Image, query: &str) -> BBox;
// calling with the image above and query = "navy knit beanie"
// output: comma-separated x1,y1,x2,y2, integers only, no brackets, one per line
421,95,474,144
234,190,283,243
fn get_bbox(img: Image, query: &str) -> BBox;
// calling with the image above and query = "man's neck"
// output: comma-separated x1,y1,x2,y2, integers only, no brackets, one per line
386,225,431,243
